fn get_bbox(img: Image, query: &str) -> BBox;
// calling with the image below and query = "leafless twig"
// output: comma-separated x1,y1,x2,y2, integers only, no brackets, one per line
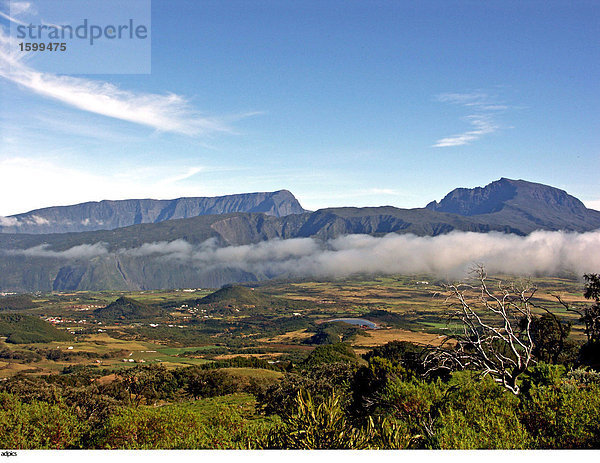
426,266,535,395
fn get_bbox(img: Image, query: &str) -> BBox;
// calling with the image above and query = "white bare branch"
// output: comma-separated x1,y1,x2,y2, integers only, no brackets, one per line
427,266,535,395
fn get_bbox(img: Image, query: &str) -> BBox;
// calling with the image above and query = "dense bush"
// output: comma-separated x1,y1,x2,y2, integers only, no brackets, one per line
115,365,178,407
519,367,600,448
260,388,417,450
351,341,438,419
95,394,276,449
301,342,358,367
199,355,285,371
527,314,579,366
0,346,42,363
0,375,64,404
0,295,37,311
256,361,356,416
260,390,368,449
0,393,87,449
303,322,362,345
184,368,239,399
435,375,532,449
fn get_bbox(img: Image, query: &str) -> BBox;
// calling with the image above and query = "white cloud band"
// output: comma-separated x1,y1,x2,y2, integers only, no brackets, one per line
5,230,600,279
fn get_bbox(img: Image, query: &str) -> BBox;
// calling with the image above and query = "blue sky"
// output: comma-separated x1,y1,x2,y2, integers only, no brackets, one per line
0,0,598,216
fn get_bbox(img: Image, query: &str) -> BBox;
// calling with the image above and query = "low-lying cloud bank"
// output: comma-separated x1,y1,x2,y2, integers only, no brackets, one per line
5,243,110,260
0,216,19,227
4,230,600,278
0,214,50,227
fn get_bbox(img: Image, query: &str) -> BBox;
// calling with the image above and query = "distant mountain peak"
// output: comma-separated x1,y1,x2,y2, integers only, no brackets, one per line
426,177,588,217
426,178,518,216
94,296,161,320
424,178,600,233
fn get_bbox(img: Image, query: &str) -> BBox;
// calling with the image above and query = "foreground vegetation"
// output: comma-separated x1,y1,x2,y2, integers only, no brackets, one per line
0,272,599,449
1,345,599,449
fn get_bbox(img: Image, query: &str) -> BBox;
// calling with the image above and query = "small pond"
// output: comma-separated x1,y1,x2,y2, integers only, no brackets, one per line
327,318,378,329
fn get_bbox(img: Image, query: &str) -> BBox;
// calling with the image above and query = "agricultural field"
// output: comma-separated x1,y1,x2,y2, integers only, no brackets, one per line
0,273,590,379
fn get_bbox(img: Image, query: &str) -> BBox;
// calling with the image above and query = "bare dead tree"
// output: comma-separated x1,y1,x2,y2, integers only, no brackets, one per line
427,266,536,395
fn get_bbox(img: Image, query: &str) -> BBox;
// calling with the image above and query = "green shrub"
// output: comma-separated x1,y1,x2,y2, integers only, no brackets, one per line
0,393,87,449
256,362,355,416
115,364,178,406
376,376,444,447
261,389,413,449
302,342,358,367
184,368,238,399
95,394,275,449
520,362,566,395
519,373,600,449
436,376,532,449
261,390,367,449
361,372,532,449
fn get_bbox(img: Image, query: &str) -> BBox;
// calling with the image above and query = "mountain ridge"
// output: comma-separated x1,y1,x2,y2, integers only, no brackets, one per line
0,190,307,234
1,178,599,292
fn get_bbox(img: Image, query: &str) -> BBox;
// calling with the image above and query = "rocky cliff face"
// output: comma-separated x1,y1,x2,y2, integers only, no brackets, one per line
0,190,306,234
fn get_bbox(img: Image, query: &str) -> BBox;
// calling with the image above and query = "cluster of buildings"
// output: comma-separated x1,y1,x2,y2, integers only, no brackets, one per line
69,304,104,311
45,316,89,325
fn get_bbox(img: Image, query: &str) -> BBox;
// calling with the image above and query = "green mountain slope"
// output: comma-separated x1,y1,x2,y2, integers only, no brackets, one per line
0,313,72,343
94,297,163,320
0,295,37,311
194,285,309,313
198,285,266,306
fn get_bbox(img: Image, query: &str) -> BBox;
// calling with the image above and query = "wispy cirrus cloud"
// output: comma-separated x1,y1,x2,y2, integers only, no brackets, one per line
0,9,241,137
433,91,509,148
0,0,32,25
0,156,217,215
7,1,34,16
434,113,499,148
161,167,204,185
0,10,25,25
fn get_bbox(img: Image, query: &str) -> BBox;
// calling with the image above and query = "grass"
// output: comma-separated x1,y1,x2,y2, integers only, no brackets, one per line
221,367,284,380
351,328,448,348
155,346,216,356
